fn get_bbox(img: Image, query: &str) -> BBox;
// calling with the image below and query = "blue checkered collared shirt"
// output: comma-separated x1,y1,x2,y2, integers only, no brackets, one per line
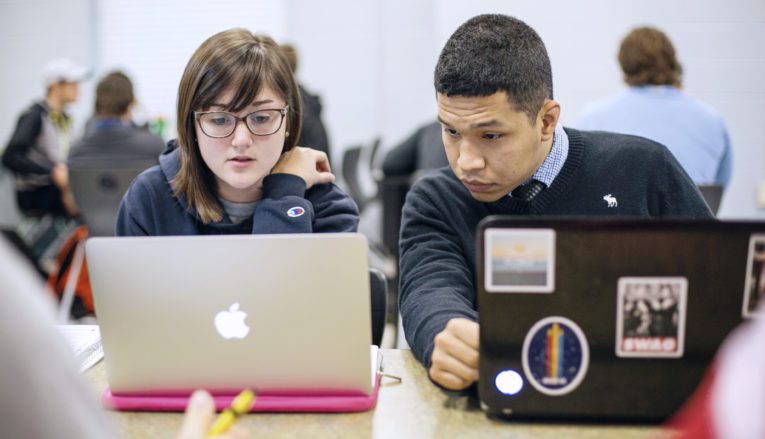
509,124,569,197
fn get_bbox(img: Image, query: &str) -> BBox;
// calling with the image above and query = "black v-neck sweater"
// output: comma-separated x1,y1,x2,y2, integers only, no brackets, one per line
398,127,714,368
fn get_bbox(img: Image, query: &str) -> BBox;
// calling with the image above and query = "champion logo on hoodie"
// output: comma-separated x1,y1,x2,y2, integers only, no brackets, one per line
287,206,305,218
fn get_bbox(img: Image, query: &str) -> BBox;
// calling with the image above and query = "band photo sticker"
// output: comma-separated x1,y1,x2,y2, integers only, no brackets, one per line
484,228,555,293
743,234,765,318
616,277,688,358
522,316,590,396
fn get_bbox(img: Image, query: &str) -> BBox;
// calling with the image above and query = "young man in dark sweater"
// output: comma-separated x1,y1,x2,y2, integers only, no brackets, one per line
398,14,713,392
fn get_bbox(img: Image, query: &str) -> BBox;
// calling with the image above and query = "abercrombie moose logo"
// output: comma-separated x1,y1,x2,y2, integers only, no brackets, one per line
603,194,618,208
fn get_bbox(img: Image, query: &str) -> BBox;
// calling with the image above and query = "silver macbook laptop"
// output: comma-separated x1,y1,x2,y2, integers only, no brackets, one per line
87,233,373,396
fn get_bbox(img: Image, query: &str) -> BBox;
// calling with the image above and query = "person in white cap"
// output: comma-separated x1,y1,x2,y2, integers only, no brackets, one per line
2,58,88,218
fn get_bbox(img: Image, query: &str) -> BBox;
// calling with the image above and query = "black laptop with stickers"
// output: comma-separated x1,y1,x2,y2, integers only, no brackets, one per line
477,217,765,421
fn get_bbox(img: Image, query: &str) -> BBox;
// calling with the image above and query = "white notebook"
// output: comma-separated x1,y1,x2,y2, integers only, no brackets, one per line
57,324,104,372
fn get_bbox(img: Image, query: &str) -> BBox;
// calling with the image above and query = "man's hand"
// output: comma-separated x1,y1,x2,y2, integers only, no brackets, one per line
51,163,69,189
51,163,79,217
429,318,480,390
271,146,335,189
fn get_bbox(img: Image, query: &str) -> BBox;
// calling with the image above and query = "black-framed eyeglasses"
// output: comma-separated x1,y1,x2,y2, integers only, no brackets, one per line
194,105,289,138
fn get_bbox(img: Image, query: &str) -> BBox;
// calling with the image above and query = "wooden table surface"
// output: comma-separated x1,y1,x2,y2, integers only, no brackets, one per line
86,349,669,438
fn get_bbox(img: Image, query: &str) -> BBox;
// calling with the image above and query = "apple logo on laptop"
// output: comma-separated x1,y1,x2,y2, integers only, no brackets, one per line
214,303,250,339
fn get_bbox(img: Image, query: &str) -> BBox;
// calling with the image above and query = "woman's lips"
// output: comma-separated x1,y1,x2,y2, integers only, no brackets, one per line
228,156,254,169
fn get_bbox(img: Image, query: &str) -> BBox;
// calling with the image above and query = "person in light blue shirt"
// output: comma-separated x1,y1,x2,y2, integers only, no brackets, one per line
576,26,732,190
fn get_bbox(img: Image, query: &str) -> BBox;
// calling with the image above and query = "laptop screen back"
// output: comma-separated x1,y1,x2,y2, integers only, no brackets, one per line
477,217,764,420
87,233,372,395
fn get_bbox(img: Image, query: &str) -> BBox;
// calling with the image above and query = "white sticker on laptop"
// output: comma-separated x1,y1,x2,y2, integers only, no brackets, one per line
742,234,765,318
522,316,589,396
616,277,687,358
484,228,555,293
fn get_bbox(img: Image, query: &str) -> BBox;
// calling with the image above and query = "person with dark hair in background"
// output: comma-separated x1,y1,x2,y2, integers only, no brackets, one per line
68,71,165,166
279,43,331,160
398,14,713,391
2,58,87,218
576,26,733,190
117,29,357,236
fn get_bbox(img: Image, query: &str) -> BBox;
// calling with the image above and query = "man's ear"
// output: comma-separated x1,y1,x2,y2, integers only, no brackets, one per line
538,100,560,142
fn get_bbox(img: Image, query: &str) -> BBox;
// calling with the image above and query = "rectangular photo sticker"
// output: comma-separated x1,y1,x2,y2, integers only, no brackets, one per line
484,228,555,293
743,234,765,318
615,277,688,358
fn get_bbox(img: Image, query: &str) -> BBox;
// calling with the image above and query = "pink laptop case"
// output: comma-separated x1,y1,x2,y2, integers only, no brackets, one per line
102,373,381,413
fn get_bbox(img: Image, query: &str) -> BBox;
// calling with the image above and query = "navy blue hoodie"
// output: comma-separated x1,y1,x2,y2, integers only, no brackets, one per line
116,146,359,236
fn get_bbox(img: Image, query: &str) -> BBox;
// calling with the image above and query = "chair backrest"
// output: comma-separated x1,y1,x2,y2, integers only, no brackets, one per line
368,137,382,172
369,267,388,346
342,139,385,214
341,145,367,211
69,162,154,236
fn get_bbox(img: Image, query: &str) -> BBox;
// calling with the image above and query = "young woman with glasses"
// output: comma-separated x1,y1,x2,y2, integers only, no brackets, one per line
116,29,358,235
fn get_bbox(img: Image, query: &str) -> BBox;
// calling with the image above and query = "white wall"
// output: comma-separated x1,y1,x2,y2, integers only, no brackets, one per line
95,0,285,137
1,0,763,219
0,0,94,144
285,0,443,163
284,0,383,166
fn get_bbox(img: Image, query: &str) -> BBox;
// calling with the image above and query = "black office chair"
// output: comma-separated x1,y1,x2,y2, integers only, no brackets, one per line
341,145,367,211
368,137,382,173
369,267,388,346
69,161,155,236
341,138,384,214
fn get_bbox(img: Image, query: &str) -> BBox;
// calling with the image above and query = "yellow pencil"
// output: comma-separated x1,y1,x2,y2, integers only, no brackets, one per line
207,389,256,437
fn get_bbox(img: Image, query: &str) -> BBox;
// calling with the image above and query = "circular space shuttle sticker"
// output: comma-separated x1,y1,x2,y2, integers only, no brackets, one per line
522,316,589,396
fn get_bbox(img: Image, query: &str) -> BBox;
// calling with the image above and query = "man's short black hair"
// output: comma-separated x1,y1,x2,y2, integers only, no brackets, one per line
435,14,553,121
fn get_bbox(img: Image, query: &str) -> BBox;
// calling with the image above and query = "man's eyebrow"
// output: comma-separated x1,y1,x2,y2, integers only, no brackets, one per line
470,119,502,129
436,115,505,129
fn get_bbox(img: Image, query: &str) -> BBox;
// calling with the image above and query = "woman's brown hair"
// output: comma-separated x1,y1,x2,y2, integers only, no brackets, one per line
618,26,682,87
173,28,302,223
